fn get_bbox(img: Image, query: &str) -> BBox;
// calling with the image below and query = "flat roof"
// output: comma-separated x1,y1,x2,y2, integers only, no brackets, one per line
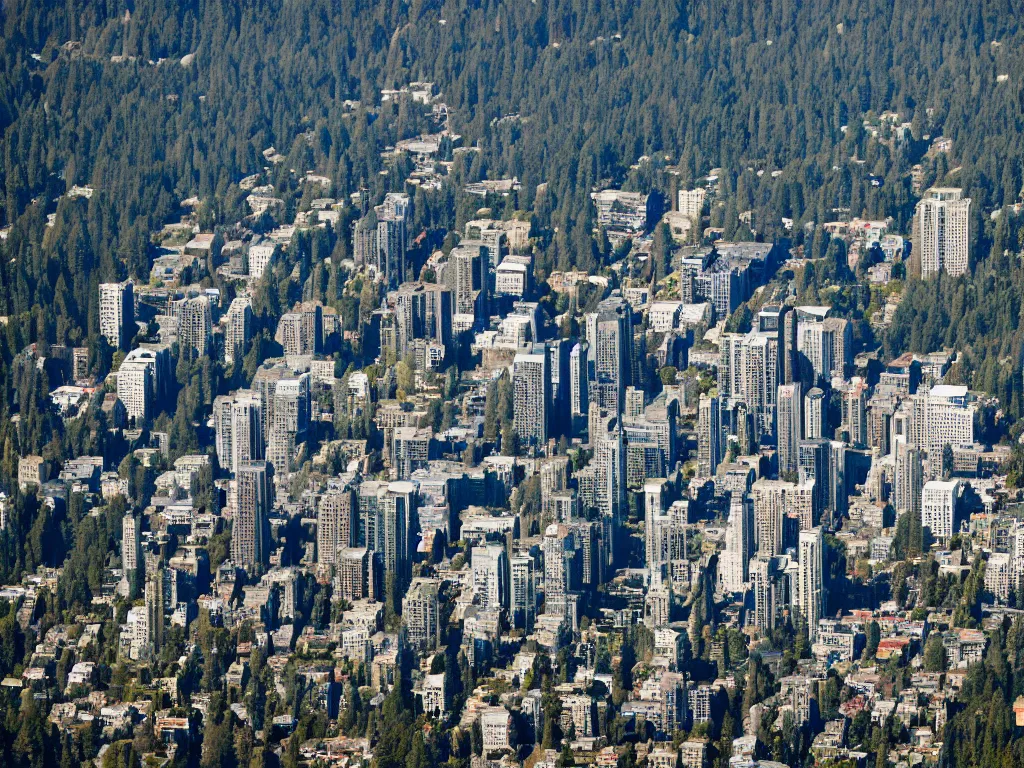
929,384,968,398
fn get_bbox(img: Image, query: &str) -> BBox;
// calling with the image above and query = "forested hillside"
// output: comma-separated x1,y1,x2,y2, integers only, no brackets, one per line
3,0,1024,259
0,0,1014,418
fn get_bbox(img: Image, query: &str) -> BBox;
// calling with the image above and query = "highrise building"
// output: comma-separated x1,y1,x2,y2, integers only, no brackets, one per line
645,568,672,628
352,215,377,267
868,393,896,455
731,400,754,456
377,214,407,287
176,295,213,356
390,426,430,480
777,382,802,476
697,393,721,477
318,487,357,567
750,555,778,632
550,489,579,523
678,188,706,221
539,456,570,514
719,328,778,439
122,514,141,593
381,191,412,238
448,243,488,321
829,440,848,518
275,303,323,356
117,347,157,422
797,527,824,641
593,428,626,565
798,439,831,521
122,606,149,661
752,480,787,556
391,282,452,360
511,554,537,631
644,478,667,567
267,374,310,475
403,578,441,650
842,377,869,447
248,241,277,279
231,461,272,572
923,384,975,477
586,297,633,412
894,437,924,518
213,395,234,471
569,519,604,590
914,187,971,278
99,281,134,350
824,318,852,380
543,523,580,621
720,493,753,593
781,305,799,386
548,339,570,436
569,341,590,422
646,499,687,574
472,543,509,611
145,568,165,656
337,547,375,601
376,482,414,589
513,345,550,449
922,479,962,542
798,318,833,386
796,308,851,384
625,385,645,420
250,365,287,453
1010,522,1024,598
804,387,825,440
225,295,252,364
791,481,817,531
231,390,264,474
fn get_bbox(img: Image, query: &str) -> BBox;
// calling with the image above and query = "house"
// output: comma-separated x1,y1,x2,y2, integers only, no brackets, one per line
874,637,909,662
156,715,191,746
67,662,96,690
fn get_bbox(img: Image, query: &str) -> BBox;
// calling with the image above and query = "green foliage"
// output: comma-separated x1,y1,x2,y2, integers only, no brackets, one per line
886,267,1024,422
923,634,946,672
865,621,881,660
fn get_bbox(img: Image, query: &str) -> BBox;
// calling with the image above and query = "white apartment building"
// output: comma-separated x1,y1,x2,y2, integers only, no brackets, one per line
99,281,134,349
512,347,549,448
797,527,824,641
495,258,529,297
921,479,962,542
117,352,154,422
924,385,974,477
985,552,1012,603
914,187,971,278
472,543,509,611
248,242,277,279
678,188,707,221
